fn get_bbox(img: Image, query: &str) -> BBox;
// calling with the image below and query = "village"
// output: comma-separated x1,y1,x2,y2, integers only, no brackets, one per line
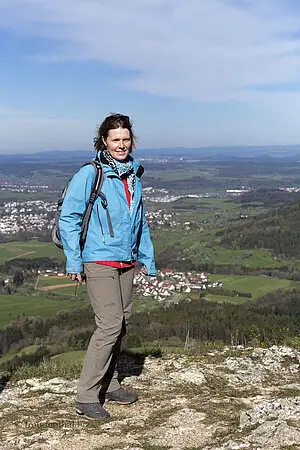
0,199,184,235
0,200,57,234
134,268,222,302
0,179,259,236
1,266,223,303
33,267,221,299
0,181,51,194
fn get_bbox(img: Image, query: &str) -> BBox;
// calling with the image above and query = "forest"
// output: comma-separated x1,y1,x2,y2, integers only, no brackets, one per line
220,201,300,258
1,286,300,375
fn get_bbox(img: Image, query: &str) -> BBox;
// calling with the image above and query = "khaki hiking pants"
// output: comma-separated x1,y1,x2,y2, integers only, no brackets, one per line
77,263,134,403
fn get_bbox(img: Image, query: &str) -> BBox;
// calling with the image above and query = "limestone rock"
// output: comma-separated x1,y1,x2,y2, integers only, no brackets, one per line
0,346,299,449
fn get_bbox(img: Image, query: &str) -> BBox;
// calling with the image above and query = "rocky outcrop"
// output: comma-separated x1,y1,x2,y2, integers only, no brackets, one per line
0,345,299,449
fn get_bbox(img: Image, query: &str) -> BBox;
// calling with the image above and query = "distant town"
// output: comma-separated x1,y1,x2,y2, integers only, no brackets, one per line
0,182,219,235
134,268,222,303
0,198,182,235
1,180,300,235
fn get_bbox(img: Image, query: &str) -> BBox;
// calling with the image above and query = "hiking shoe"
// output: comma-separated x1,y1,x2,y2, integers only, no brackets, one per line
105,388,138,405
75,402,110,421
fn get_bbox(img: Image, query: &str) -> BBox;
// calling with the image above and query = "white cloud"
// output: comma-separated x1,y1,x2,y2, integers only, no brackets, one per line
0,107,38,117
1,0,300,103
1,0,300,149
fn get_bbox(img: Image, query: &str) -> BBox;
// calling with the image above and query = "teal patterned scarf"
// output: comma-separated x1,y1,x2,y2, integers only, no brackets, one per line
102,150,135,217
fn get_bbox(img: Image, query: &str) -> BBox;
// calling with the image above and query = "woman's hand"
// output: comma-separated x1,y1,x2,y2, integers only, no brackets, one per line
67,273,84,284
141,266,148,275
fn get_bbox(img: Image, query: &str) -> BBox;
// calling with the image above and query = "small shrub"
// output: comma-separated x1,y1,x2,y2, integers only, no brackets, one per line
124,333,142,349
286,335,300,349
11,359,83,381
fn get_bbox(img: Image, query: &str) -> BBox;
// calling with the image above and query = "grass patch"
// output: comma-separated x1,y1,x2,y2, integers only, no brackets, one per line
0,191,57,202
0,344,40,362
0,241,64,264
204,373,260,399
0,294,86,328
146,406,180,428
10,346,162,381
37,276,74,287
132,296,160,314
51,350,85,363
205,294,245,304
11,359,83,381
212,247,289,268
153,227,300,270
46,285,87,296
208,274,296,303
276,388,300,398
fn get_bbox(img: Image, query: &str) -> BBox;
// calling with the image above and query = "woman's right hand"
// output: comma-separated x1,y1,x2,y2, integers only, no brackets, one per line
141,266,148,275
67,273,83,284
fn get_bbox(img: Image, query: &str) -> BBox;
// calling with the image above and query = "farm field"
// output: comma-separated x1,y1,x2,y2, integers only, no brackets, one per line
38,276,74,287
51,350,85,363
39,274,297,306
0,241,64,264
0,191,56,202
211,247,300,269
37,280,160,313
211,247,288,269
205,293,244,304
0,294,86,328
208,274,296,303
147,168,215,182
44,285,88,296
35,276,160,312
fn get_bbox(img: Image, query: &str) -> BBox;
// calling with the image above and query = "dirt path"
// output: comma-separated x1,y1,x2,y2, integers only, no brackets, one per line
7,251,35,261
38,283,76,291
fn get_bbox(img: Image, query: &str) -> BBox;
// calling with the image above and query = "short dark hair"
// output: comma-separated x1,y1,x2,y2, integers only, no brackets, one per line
94,113,136,152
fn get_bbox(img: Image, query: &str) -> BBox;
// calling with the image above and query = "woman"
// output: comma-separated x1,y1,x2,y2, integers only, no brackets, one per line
59,113,156,420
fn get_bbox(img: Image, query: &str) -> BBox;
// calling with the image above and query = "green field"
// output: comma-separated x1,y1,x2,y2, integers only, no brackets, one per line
153,228,300,270
0,344,40,362
211,247,288,268
47,285,88,296
37,280,159,313
148,169,214,182
38,276,73,287
0,241,64,264
208,274,296,303
0,294,86,328
205,294,245,304
51,350,85,363
0,191,56,202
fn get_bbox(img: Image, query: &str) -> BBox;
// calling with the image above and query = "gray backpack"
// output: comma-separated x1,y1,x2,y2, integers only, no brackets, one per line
52,160,114,250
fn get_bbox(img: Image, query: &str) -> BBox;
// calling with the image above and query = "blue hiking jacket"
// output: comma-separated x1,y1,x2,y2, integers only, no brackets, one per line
59,154,156,276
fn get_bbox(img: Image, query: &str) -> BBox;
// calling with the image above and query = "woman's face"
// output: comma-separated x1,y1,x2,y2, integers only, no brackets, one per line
104,127,131,161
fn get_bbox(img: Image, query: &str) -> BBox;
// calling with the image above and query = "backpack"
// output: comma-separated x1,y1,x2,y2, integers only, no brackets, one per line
52,160,114,250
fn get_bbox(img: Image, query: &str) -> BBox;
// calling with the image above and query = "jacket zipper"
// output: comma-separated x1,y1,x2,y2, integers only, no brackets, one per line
96,204,106,245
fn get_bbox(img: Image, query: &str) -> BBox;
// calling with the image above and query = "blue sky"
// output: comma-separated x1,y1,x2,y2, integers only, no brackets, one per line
1,0,300,153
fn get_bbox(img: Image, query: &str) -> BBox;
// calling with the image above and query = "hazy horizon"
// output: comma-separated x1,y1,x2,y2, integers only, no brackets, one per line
2,144,300,159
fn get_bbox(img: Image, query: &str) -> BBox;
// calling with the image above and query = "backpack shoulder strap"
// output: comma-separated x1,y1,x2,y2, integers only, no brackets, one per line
80,161,105,249
81,160,104,202
136,165,144,179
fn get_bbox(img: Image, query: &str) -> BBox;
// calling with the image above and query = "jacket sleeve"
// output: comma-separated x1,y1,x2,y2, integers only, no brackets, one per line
137,202,157,276
58,165,95,274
